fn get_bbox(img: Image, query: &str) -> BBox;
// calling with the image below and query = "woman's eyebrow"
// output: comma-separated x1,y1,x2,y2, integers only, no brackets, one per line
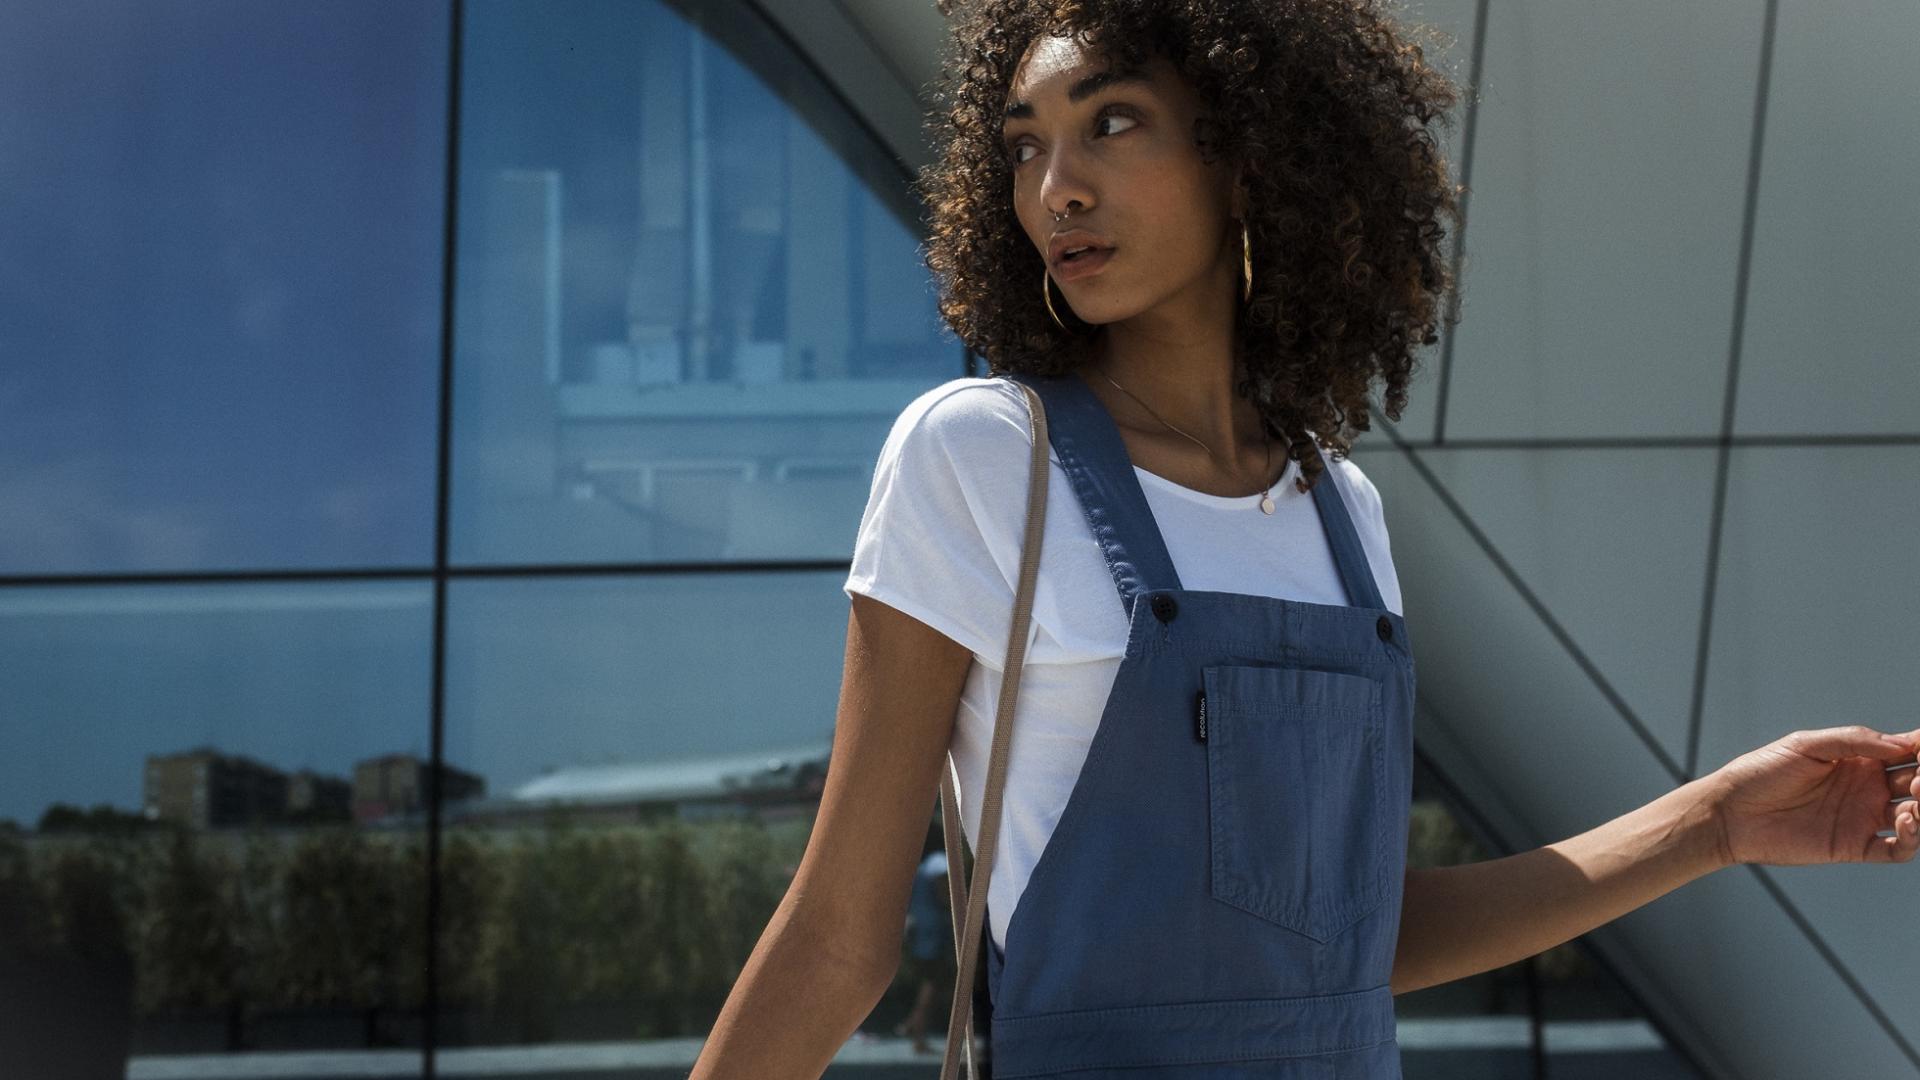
1004,67,1151,120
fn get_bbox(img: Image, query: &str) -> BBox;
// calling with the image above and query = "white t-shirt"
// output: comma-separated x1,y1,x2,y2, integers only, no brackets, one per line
842,376,1403,952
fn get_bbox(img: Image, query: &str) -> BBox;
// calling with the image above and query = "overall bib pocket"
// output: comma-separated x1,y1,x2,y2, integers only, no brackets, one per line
1202,663,1390,943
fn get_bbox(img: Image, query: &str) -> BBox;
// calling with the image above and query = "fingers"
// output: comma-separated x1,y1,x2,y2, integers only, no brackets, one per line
1790,725,1920,763
1886,765,1919,799
1879,801,1919,863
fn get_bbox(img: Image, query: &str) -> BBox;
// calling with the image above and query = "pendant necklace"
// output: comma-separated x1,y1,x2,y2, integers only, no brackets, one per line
1096,367,1280,515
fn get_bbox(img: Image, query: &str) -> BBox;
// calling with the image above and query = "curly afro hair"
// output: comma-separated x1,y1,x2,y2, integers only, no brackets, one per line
917,0,1469,493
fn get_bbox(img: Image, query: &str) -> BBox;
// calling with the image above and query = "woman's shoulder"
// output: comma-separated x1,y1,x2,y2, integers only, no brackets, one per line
886,376,1036,457
1315,439,1389,539
1324,443,1381,501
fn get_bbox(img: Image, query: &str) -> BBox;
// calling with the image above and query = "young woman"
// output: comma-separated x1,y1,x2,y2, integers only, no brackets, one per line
692,1,1920,1076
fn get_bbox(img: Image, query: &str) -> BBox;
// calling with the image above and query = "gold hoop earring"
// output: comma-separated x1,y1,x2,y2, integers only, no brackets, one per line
1241,218,1253,303
1043,266,1069,330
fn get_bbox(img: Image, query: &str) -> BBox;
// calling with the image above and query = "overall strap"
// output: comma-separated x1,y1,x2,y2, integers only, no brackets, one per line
1003,371,1181,619
938,376,1049,1080
1306,443,1388,610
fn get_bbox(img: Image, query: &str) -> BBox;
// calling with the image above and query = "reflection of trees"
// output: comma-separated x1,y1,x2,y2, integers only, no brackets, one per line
0,804,1609,1048
141,828,238,1012
1,832,136,1074
38,802,158,835
278,827,424,1034
701,821,785,990
0,831,55,951
45,838,134,969
455,816,793,1040
3,814,807,1047
437,828,509,1009
232,828,282,1041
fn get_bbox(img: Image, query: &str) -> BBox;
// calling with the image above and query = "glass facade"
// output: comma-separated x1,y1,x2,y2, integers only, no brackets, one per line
449,0,955,567
0,0,1704,1077
0,0,447,575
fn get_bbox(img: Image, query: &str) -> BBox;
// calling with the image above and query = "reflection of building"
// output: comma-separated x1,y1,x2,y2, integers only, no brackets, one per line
144,747,291,830
141,749,484,829
443,740,831,829
352,753,486,824
287,769,352,822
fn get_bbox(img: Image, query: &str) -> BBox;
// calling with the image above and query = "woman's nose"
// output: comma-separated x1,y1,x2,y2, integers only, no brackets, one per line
1039,149,1093,218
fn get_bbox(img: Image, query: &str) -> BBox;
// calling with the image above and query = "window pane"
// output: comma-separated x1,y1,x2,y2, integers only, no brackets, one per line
450,0,959,567
0,0,449,576
0,581,435,1071
436,571,846,1046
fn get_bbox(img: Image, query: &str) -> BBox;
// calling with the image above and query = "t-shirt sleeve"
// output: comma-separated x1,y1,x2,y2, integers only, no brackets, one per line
843,379,1034,664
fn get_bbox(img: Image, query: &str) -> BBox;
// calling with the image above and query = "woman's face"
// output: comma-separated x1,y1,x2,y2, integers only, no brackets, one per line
1001,34,1242,330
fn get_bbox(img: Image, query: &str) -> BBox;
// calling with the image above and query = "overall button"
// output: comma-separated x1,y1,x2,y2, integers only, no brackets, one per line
1150,592,1178,622
1376,614,1393,641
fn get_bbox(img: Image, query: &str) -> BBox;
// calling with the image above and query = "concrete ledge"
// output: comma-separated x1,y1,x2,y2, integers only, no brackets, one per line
125,1019,1676,1079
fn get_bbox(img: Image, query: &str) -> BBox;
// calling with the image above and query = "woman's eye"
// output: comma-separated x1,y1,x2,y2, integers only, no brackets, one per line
1006,108,1138,167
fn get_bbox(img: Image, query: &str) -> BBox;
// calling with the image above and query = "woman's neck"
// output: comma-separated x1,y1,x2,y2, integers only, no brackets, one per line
1080,330,1266,455
1073,338,1281,498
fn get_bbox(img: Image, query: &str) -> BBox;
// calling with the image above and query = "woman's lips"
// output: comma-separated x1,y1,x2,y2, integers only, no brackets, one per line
1054,246,1115,282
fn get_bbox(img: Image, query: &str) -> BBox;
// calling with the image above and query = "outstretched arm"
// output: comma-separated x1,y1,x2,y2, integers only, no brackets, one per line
1391,773,1725,996
1391,726,1919,997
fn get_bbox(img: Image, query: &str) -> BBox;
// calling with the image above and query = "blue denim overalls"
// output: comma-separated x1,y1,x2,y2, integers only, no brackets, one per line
982,370,1416,1078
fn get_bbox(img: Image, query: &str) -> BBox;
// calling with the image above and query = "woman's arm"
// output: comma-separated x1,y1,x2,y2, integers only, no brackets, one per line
1391,775,1727,996
690,594,978,1079
1392,725,1919,996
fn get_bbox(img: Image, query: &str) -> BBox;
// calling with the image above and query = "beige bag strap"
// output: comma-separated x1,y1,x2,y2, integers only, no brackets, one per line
937,378,1048,1080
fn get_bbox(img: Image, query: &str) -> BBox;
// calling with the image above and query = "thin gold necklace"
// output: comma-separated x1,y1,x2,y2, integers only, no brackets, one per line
1097,366,1280,515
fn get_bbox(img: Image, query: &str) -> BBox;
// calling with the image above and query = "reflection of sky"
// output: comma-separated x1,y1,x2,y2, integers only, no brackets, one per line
0,584,434,829
0,1,448,574
0,0,942,577
441,573,846,810
0,574,845,829
0,0,943,829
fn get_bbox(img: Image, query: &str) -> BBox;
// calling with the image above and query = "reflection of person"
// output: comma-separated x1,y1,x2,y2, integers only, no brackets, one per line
690,1,1920,1076
891,837,955,1054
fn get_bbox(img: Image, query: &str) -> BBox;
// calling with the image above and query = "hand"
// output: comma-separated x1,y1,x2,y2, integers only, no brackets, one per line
1703,725,1919,867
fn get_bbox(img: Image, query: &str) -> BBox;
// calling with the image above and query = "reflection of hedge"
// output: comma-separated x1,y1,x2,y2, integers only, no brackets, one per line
1,801,1590,1041
432,817,795,1038
0,825,429,1017
0,815,804,1040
